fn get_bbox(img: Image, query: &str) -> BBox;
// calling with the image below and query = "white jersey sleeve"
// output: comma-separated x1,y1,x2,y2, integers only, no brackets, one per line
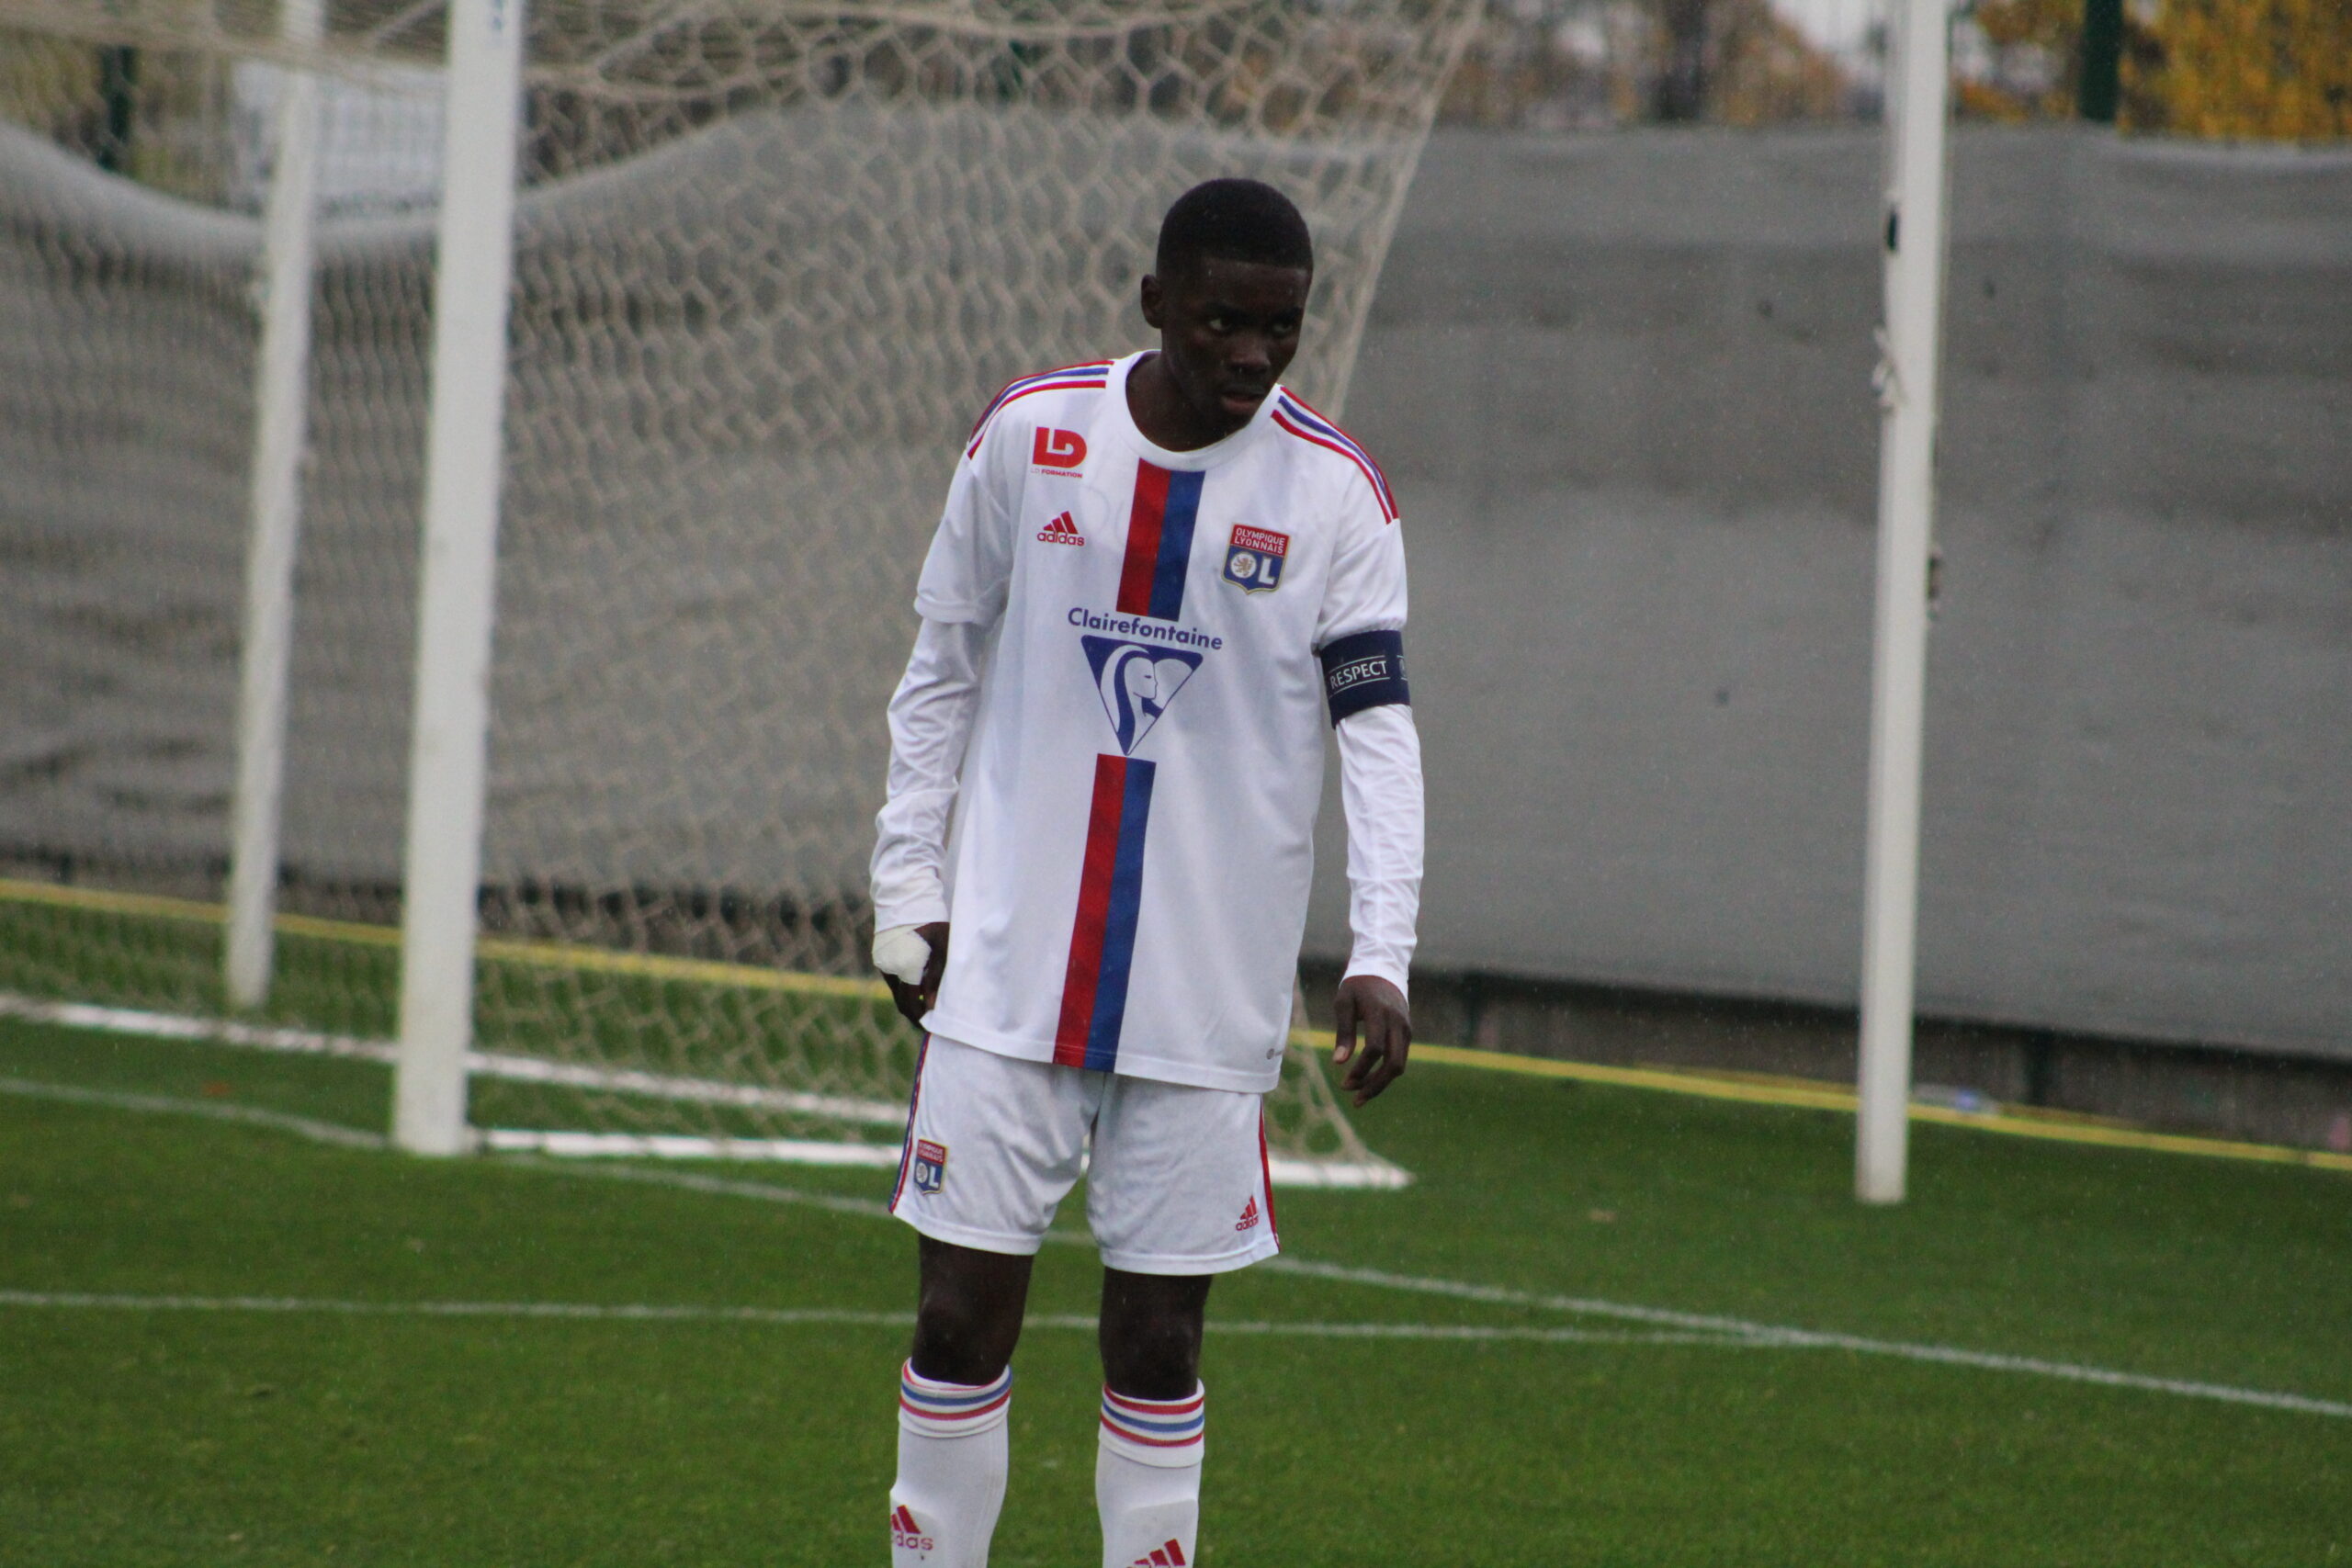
912,434,1020,628
874,378,1035,927
1336,702,1422,996
870,616,991,931
1312,461,1408,649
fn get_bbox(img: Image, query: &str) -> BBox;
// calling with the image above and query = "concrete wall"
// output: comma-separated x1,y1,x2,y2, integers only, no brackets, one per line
7,118,2347,1064
1306,126,2352,1063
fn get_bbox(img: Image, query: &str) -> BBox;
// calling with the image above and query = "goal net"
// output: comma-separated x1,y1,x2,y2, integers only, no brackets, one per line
0,0,1471,1183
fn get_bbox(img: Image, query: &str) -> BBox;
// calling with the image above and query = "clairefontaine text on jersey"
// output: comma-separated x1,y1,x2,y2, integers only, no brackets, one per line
1067,607,1225,650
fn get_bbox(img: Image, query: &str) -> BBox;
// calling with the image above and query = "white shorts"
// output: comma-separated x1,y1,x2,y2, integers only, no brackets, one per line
888,1034,1281,1276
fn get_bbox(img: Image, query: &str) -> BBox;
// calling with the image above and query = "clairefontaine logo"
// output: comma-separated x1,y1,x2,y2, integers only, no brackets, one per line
1082,636,1204,755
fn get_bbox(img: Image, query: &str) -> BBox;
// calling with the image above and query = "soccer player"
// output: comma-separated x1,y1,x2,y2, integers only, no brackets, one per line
869,177,1423,1568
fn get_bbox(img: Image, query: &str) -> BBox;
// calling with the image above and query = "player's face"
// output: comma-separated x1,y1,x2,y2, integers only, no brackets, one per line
1142,255,1312,437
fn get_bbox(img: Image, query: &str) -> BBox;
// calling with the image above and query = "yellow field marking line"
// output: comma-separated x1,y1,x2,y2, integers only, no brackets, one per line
8,875,2349,1176
1289,1037,2352,1177
0,876,889,1002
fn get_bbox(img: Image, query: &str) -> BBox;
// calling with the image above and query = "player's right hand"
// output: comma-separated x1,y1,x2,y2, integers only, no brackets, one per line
881,920,951,1031
1332,973,1410,1107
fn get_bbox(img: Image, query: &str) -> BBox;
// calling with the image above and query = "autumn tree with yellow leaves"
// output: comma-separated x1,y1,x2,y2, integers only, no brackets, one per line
1961,0,2349,139
2155,0,2352,139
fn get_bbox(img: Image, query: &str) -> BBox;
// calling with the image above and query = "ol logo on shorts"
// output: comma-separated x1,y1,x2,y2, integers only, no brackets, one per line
911,1138,949,1197
1223,525,1289,593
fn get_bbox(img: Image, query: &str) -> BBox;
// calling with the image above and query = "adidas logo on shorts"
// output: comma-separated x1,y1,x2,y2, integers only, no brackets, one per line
1037,512,1086,546
1129,1539,1188,1566
1234,1196,1260,1233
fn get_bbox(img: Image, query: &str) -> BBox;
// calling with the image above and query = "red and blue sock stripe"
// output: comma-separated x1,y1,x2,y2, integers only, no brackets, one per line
1053,753,1157,1071
899,1361,1013,1435
1100,1383,1206,1454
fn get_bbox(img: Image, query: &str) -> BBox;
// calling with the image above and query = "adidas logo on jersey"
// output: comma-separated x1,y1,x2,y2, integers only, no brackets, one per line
1234,1196,1260,1232
1037,512,1087,546
890,1504,936,1556
1129,1540,1189,1566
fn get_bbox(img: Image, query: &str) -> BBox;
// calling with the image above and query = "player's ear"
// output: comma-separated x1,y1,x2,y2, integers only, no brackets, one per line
1139,272,1165,330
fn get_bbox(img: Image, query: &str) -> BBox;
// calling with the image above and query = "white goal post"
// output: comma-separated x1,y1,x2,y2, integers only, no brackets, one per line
0,0,1476,1185
1857,0,1954,1206
393,0,528,1156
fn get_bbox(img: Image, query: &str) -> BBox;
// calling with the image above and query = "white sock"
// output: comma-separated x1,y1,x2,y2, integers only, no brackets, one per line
1096,1382,1204,1568
890,1360,1012,1567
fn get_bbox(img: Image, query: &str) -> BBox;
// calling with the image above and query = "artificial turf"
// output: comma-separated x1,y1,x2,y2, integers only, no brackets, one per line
3,1013,2348,1565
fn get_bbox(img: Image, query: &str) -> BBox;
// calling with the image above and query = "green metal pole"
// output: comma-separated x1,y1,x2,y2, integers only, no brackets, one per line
2079,0,2122,122
96,46,136,172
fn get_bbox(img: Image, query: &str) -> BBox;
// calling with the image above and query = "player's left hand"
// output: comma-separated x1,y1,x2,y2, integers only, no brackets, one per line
1331,974,1409,1107
882,920,951,1032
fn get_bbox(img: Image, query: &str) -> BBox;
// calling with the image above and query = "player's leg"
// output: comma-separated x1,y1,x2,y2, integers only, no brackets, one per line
1100,1267,1213,1397
1096,1268,1214,1568
891,1239,1029,1567
912,1235,1033,1382
888,1037,1090,1567
1086,1077,1280,1568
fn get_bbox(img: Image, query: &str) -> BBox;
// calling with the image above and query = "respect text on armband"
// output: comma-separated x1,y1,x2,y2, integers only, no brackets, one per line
1067,607,1224,650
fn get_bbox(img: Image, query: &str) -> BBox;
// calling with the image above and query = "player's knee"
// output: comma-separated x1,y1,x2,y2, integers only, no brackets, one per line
1102,1308,1204,1399
910,1285,1016,1385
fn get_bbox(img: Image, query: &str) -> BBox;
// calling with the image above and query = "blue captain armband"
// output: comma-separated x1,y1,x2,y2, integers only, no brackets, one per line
1318,629,1410,724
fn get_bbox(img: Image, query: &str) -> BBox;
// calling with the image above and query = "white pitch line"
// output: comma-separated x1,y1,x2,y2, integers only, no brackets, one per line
0,992,903,1125
0,995,1408,1185
9,1073,2349,1422
1263,1259,2352,1420
0,1077,389,1149
0,1290,910,1325
0,994,397,1063
0,1290,1739,1345
531,1156,2352,1422
493,1152,904,1222
481,1128,906,1167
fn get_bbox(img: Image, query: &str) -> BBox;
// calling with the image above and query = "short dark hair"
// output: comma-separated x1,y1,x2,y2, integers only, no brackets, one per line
1154,178,1314,279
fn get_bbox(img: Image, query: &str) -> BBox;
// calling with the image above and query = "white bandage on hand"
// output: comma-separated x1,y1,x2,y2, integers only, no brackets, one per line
873,924,933,987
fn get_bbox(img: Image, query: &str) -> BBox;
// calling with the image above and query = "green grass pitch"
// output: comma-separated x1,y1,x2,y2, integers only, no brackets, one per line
2,1010,2349,1566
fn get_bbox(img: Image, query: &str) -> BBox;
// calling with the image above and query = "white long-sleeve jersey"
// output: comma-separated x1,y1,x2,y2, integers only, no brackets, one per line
869,351,1423,1094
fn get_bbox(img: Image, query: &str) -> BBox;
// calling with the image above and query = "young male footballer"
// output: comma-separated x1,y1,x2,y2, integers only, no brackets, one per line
869,177,1423,1568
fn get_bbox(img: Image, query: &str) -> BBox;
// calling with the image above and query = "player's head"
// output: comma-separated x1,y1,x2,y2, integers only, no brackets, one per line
1139,179,1315,440
1153,177,1315,282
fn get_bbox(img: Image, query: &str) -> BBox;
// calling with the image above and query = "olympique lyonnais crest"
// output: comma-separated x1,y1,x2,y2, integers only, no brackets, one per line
1082,636,1204,755
1223,525,1289,593
911,1139,948,1196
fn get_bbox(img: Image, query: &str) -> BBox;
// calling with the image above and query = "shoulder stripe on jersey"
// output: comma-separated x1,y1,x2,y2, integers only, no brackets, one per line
1272,393,1397,519
1272,409,1399,523
965,361,1114,457
968,359,1115,435
966,376,1108,458
1273,390,1386,475
1115,461,1204,620
1054,753,1157,1073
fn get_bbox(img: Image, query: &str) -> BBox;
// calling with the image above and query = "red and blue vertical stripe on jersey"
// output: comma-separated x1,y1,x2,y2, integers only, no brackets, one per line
1114,461,1204,622
1051,460,1198,1070
1053,752,1158,1071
